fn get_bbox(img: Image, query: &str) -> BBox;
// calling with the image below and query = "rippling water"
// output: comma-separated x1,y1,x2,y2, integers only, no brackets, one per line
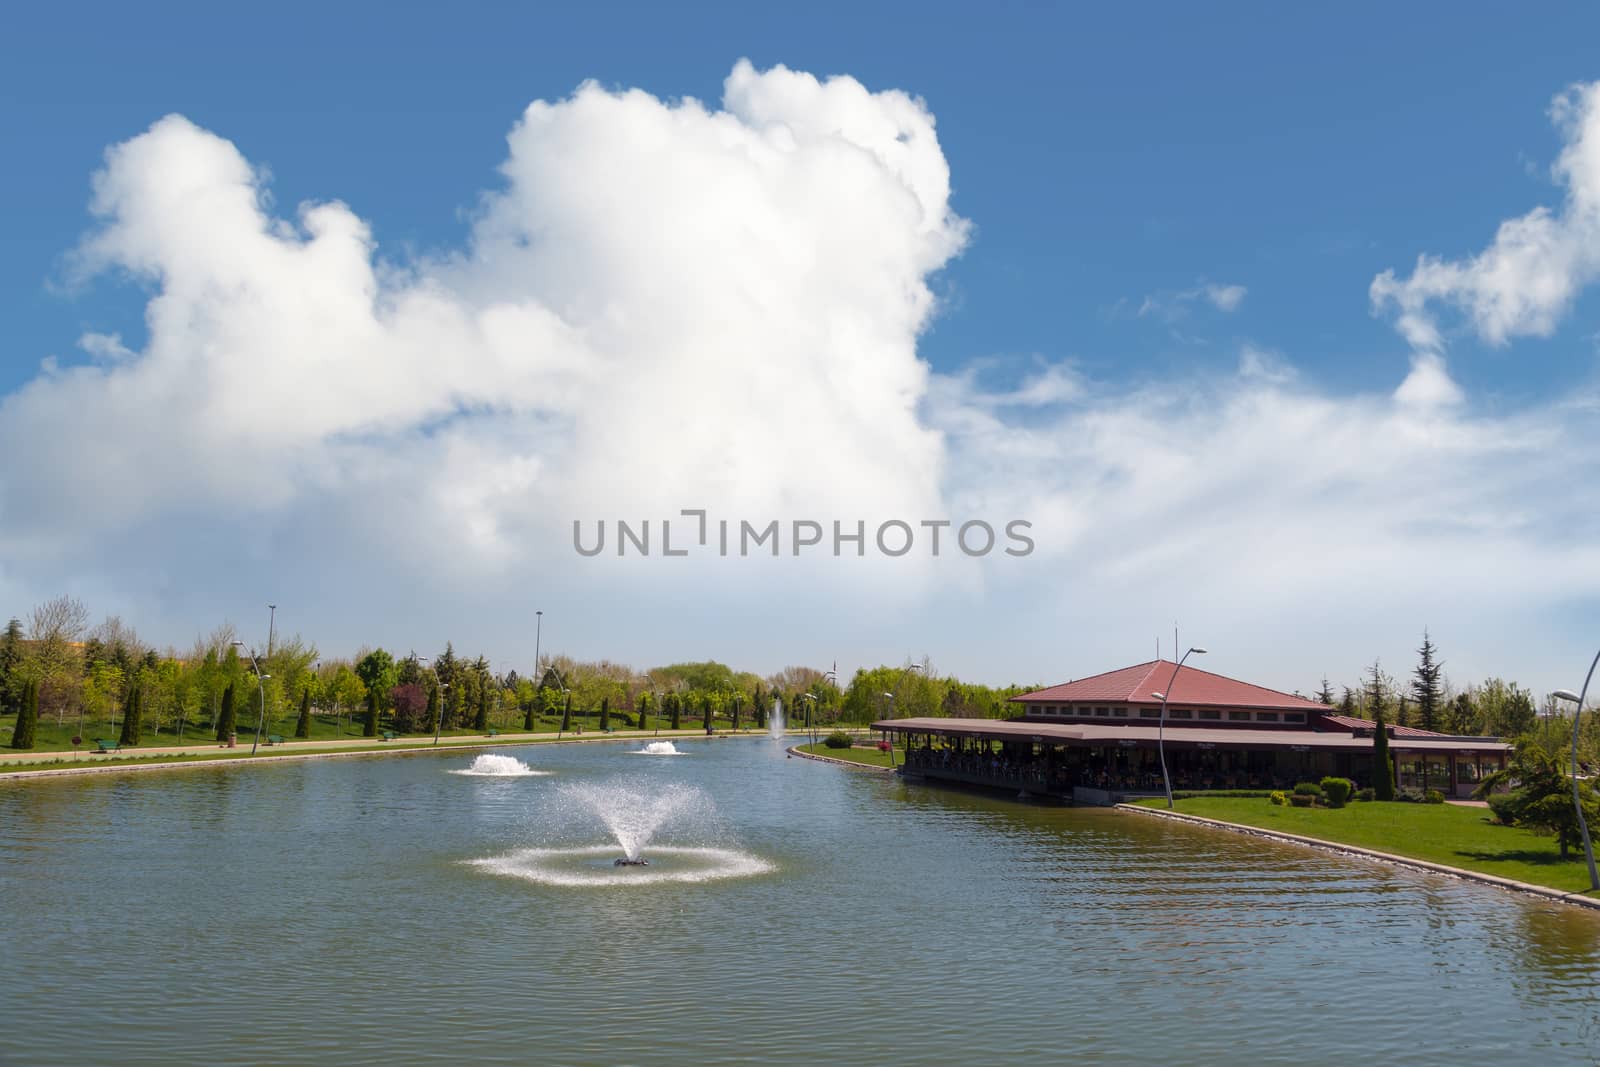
2,738,1598,1065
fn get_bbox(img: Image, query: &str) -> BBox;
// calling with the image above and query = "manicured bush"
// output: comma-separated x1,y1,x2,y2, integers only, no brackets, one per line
10,679,37,750
1288,793,1315,807
1356,787,1376,802
1320,777,1353,808
824,730,852,749
1292,781,1325,799
1269,790,1288,806
1487,792,1520,825
1424,789,1446,805
1395,787,1426,803
215,683,237,741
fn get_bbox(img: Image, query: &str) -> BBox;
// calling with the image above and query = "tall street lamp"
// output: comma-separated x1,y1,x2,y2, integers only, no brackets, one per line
801,693,818,747
533,610,543,685
880,692,898,767
232,641,270,756
1553,650,1600,891
1151,646,1207,810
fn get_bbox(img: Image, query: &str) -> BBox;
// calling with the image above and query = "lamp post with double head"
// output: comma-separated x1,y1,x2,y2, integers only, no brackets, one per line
1150,646,1207,810
231,641,270,756
1553,652,1600,891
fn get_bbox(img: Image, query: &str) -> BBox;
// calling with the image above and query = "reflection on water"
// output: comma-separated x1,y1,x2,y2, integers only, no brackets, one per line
1,740,1598,1066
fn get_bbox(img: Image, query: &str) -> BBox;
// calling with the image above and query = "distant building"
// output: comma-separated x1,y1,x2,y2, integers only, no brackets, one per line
876,658,1509,804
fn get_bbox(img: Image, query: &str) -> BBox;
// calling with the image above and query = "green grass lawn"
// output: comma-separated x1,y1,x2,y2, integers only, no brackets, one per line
1135,796,1599,896
797,742,896,768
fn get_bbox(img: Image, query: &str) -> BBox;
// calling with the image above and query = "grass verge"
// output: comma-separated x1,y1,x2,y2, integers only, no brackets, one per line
1133,795,1600,896
796,742,896,769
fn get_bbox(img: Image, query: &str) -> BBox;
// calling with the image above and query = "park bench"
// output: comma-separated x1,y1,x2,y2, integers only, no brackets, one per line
265,734,285,746
486,728,499,737
380,730,398,742
94,739,120,754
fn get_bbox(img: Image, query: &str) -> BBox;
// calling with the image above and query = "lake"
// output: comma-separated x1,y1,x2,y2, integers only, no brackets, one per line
2,736,1597,1065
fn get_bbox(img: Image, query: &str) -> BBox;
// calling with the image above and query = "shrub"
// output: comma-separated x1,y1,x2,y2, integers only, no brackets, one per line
1268,790,1288,806
823,731,853,749
1487,792,1521,825
1292,781,1325,798
1320,777,1353,808
1288,793,1315,807
1355,787,1375,802
1424,789,1445,804
1395,787,1426,803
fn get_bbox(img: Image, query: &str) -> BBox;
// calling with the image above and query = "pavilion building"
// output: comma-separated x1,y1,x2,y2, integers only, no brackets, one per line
874,658,1510,804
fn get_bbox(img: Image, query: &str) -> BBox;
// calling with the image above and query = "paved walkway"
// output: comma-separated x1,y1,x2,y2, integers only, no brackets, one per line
0,727,788,777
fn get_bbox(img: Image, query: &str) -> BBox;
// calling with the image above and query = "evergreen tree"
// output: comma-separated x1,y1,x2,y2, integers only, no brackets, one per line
637,695,650,732
560,692,572,732
1369,662,1394,800
1338,687,1355,715
669,694,682,731
118,683,142,746
10,679,37,749
363,689,380,737
0,618,23,715
1411,631,1444,734
730,695,742,732
295,688,312,738
597,696,610,732
215,683,237,741
753,684,766,728
522,690,535,732
474,683,490,732
702,696,713,734
1396,695,1411,730
1316,678,1334,706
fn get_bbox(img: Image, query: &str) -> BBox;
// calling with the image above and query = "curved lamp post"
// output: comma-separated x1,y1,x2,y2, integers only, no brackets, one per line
801,693,818,747
1150,646,1207,809
231,641,269,756
1553,652,1600,891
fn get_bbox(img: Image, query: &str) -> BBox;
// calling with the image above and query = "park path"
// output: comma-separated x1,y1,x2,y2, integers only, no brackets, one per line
0,726,769,768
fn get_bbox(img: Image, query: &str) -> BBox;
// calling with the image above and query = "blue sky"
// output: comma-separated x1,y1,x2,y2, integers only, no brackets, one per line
4,2,1600,695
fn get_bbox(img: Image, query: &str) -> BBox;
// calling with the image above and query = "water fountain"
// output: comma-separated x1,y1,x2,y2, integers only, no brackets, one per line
470,778,773,886
448,753,549,777
768,697,784,740
633,741,684,755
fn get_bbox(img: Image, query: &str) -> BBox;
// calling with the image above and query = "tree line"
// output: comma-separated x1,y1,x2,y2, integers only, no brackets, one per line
0,596,1030,750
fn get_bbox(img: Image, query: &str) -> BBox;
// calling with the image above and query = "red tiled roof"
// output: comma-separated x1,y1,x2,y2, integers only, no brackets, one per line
1318,713,1447,738
1011,659,1329,712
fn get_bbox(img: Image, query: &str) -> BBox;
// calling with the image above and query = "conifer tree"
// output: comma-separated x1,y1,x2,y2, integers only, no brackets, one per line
215,683,237,741
118,683,142,746
363,689,380,737
295,688,312,738
0,618,22,715
702,696,713,734
560,692,572,732
1370,662,1395,801
599,696,610,732
474,683,490,732
669,694,682,731
1317,678,1334,706
10,679,37,749
730,695,741,732
637,695,650,732
522,690,535,732
1411,630,1443,733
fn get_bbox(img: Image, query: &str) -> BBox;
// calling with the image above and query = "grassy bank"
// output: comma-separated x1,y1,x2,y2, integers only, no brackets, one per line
1134,796,1600,896
796,742,896,769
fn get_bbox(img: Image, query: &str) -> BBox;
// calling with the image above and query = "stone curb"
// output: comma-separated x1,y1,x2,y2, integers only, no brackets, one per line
1116,803,1600,912
788,744,896,773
